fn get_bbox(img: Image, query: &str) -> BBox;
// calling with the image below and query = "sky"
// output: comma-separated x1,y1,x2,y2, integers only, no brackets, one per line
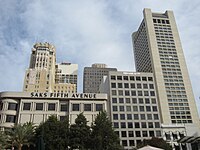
0,0,200,114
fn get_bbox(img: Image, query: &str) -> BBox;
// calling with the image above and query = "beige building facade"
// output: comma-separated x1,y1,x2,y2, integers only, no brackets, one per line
132,9,199,127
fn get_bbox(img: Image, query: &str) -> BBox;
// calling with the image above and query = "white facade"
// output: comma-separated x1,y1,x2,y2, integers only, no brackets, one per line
0,92,107,129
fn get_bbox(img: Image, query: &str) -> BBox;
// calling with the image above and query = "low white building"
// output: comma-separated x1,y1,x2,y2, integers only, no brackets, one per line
0,92,107,129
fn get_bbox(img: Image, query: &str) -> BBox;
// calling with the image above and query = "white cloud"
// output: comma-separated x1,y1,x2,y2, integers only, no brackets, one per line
0,0,200,114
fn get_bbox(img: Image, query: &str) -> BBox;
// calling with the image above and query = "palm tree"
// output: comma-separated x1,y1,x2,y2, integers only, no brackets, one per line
8,122,35,150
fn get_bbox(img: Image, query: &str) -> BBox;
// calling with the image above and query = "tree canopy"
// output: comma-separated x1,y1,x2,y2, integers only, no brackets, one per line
91,111,123,150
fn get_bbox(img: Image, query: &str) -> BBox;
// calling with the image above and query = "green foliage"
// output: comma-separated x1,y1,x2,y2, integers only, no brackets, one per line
35,115,69,150
91,111,123,150
69,113,91,150
7,122,35,150
137,137,172,150
0,130,9,150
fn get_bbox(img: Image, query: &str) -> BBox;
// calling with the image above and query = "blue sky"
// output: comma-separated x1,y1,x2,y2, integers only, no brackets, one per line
0,0,200,114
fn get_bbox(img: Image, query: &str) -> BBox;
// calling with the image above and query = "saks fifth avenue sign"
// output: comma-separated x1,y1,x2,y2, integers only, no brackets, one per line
31,92,96,99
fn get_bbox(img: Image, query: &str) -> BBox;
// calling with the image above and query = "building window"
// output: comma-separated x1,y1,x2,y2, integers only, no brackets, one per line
124,83,129,88
139,106,144,111
148,77,153,81
119,106,124,112
128,122,133,128
120,114,125,120
130,76,134,81
84,104,92,111
127,114,132,120
121,122,126,128
117,76,122,80
23,103,31,111
119,98,124,103
125,90,130,96
6,115,16,123
112,106,118,111
126,106,131,111
48,103,56,111
131,90,136,96
150,91,155,96
60,104,68,111
128,131,134,137
136,131,141,137
114,122,119,128
137,84,142,89
122,140,127,146
152,106,158,112
111,76,116,80
72,104,80,111
112,98,117,103
141,122,147,128
113,114,118,120
118,90,123,96
148,122,154,128
133,106,138,111
135,122,140,128
130,83,135,88
36,103,43,111
146,106,151,112
155,122,160,128
111,83,116,88
134,114,139,120
149,84,154,89
143,84,148,89
142,131,148,137
129,140,135,146
140,114,146,120
118,83,123,88
138,91,143,96
96,104,103,111
8,103,18,110
112,90,116,96
136,76,141,81
60,116,67,121
154,114,159,120
121,131,127,137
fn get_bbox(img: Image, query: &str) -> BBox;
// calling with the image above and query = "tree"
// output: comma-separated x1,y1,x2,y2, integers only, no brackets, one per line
7,122,35,150
0,130,9,150
69,113,91,150
90,111,123,150
35,115,69,150
136,137,172,150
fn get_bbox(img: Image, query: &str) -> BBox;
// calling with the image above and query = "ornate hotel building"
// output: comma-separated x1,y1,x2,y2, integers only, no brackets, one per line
23,42,77,93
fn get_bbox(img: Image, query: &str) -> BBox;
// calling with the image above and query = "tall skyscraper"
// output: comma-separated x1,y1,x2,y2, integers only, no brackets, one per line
23,42,77,93
132,9,199,127
83,63,117,93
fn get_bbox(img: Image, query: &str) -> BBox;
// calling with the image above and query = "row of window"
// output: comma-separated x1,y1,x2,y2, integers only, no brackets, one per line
112,90,156,97
118,130,162,147
0,102,104,112
113,121,160,129
113,113,159,120
112,105,158,112
111,76,153,81
111,83,154,89
112,98,157,104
